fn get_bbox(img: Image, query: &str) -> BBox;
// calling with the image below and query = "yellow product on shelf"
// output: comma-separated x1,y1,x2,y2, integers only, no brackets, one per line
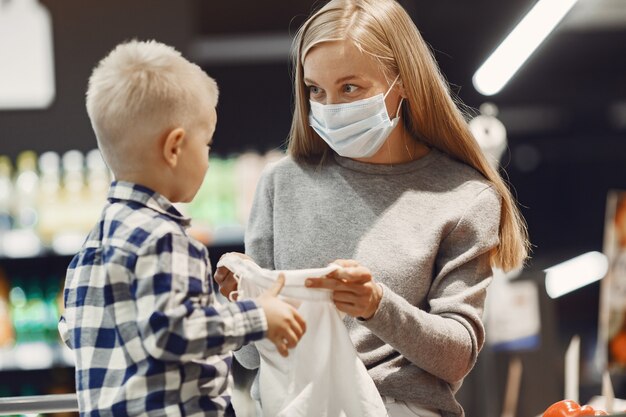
13,151,40,230
36,151,62,246
2,151,42,257
0,268,15,347
50,150,93,255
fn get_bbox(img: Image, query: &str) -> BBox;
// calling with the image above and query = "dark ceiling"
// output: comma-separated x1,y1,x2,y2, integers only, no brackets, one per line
194,0,626,135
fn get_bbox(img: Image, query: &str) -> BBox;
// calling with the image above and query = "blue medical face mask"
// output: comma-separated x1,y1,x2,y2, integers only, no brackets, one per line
308,76,404,158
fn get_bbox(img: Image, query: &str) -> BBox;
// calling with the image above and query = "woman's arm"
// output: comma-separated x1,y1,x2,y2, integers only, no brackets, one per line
308,186,502,384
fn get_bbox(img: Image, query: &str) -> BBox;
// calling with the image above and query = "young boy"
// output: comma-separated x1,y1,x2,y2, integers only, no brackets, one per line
58,40,306,417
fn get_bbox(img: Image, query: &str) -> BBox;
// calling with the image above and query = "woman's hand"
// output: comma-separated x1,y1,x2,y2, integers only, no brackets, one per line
214,252,250,300
305,259,383,320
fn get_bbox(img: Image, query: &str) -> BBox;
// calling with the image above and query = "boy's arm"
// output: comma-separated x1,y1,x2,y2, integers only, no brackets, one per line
133,232,267,362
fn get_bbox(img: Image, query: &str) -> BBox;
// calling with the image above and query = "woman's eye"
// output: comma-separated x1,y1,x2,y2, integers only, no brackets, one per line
343,84,358,93
309,85,321,95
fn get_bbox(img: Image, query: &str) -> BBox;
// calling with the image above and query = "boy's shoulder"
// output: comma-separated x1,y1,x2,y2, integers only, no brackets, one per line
98,199,200,256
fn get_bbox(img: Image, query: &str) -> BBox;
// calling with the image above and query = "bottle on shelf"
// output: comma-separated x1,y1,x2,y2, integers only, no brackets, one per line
9,277,55,370
3,151,42,258
0,156,13,232
37,151,62,247
43,277,61,344
52,150,89,255
23,281,48,344
9,277,28,345
0,268,15,348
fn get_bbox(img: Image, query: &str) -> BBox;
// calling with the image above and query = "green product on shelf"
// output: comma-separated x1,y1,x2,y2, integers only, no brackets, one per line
23,281,48,344
44,278,61,344
9,277,28,344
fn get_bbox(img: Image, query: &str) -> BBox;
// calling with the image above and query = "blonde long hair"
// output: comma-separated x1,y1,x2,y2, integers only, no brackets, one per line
287,0,529,271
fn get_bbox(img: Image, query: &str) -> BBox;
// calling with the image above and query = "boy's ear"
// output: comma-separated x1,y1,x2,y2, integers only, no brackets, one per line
162,127,185,168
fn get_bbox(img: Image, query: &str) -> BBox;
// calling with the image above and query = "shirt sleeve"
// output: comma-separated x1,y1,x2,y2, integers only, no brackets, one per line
361,186,501,384
133,232,267,362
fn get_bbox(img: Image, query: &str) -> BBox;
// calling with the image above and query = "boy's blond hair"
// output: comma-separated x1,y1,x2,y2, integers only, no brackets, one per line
86,40,218,175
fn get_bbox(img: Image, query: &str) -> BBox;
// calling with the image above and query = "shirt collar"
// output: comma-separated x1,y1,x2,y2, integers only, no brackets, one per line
107,181,191,227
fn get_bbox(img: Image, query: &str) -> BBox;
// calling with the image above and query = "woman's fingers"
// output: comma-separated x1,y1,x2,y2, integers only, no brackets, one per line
334,266,371,283
332,259,360,268
306,277,342,289
332,290,359,304
305,276,369,293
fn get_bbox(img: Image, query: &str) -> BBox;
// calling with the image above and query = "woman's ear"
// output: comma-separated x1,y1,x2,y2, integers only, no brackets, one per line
397,78,407,98
162,127,185,168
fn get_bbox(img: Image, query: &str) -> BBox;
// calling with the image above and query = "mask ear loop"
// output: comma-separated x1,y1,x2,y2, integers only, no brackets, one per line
228,272,243,302
383,74,404,120
383,74,401,100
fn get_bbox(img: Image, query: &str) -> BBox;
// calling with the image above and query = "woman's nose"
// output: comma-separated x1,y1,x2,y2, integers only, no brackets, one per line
324,94,348,105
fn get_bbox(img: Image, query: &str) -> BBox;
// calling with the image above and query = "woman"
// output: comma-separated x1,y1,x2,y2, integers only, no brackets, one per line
216,0,529,416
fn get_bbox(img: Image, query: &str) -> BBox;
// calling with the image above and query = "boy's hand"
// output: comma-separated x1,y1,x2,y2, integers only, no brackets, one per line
214,252,249,299
256,274,306,357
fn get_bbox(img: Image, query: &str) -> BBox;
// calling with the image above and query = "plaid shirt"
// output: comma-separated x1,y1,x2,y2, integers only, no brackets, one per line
59,181,267,417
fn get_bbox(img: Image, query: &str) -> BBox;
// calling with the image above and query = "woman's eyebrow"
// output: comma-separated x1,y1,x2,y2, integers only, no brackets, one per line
333,75,360,85
303,75,361,85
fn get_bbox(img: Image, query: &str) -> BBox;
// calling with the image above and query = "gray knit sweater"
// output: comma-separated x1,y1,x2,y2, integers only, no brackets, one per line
236,148,501,417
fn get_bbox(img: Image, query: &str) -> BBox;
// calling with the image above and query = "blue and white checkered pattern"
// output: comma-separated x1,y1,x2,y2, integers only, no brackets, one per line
59,181,267,417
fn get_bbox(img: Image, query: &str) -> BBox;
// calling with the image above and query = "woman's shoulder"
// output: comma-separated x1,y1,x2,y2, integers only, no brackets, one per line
256,153,320,194
426,148,496,196
260,153,301,179
260,153,323,180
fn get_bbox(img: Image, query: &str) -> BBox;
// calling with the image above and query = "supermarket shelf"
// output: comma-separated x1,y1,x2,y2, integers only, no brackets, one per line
0,343,74,372
0,228,245,261
0,393,78,415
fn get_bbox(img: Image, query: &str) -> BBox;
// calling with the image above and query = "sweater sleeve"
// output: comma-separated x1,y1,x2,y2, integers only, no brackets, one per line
360,185,501,384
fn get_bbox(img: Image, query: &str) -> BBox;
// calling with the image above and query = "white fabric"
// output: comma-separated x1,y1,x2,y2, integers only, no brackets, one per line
217,254,388,417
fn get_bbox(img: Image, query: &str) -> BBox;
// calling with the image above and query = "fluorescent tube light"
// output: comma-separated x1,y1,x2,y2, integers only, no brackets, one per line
544,251,609,299
473,0,579,96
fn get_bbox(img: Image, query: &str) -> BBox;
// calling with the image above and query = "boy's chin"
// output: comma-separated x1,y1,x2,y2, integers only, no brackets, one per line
179,190,199,204
178,195,194,204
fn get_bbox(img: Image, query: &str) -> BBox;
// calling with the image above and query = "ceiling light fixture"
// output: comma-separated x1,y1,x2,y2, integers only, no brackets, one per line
472,0,579,96
544,251,609,299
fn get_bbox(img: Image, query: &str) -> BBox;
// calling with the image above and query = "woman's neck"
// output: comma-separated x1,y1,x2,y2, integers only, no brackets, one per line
353,124,429,165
